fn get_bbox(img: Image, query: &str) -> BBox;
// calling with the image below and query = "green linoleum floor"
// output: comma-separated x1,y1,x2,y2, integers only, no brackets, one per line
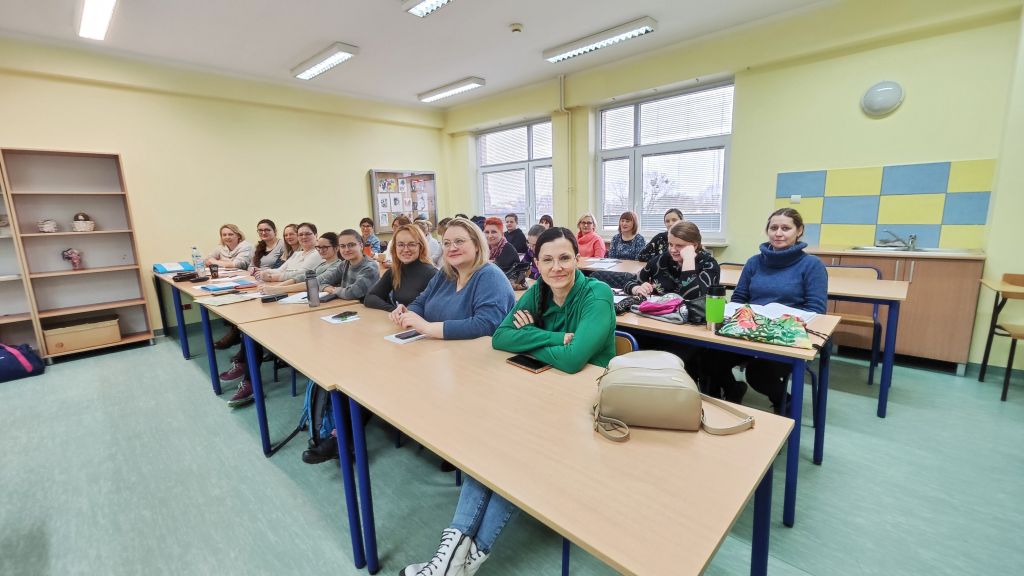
1,330,1022,576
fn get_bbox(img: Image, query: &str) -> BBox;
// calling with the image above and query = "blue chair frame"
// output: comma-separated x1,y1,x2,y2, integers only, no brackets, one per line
825,265,883,385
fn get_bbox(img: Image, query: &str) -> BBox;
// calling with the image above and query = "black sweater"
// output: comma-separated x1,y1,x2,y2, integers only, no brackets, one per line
364,260,437,312
623,250,720,301
492,242,521,274
504,228,528,253
637,232,669,262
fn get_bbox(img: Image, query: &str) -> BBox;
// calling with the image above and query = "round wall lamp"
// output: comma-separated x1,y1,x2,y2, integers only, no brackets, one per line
861,81,904,117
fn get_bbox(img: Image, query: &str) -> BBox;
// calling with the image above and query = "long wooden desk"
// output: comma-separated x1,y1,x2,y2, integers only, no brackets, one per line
617,311,839,528
719,268,908,418
579,256,644,275
240,308,794,576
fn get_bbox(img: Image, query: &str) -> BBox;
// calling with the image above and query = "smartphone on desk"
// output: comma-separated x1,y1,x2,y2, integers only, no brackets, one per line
261,293,287,303
332,311,357,320
395,329,421,340
506,354,552,374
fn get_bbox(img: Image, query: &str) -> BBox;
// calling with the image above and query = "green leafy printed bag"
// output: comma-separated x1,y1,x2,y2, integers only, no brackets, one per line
717,305,813,349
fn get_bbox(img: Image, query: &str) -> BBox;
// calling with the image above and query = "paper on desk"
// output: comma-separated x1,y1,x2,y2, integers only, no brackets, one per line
279,291,329,304
321,313,360,324
613,294,629,304
585,262,619,270
194,293,262,307
725,302,817,323
157,262,185,272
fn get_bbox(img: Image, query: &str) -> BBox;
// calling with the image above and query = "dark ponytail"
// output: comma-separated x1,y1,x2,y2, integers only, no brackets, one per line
532,227,579,328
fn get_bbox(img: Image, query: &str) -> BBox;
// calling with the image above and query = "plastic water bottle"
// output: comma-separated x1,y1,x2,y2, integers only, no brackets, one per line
305,270,320,308
191,246,206,277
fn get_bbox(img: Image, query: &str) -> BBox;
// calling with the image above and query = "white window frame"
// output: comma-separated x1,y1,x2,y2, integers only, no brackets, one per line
597,82,733,242
477,119,552,226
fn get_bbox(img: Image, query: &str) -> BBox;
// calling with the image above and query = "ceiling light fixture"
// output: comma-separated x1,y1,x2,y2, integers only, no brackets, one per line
78,0,117,40
543,17,657,63
403,0,456,18
418,77,486,103
291,42,360,80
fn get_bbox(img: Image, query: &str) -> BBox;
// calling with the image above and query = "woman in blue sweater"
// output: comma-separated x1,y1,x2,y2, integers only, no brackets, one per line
711,208,827,414
390,217,515,340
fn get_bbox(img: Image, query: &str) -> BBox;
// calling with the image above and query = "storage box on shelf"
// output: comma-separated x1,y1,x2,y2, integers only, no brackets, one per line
0,149,152,359
812,249,984,365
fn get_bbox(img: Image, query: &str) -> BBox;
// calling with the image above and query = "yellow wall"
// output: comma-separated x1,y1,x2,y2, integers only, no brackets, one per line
0,37,445,329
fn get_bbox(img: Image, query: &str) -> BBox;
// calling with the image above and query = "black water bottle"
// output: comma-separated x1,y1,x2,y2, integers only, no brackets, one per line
305,270,320,308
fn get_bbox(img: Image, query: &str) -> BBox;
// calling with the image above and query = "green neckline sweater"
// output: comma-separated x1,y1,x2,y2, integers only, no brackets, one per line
492,270,616,374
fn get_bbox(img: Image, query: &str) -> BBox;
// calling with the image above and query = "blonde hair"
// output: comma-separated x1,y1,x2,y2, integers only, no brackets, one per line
440,217,488,282
577,212,597,229
218,223,245,246
390,225,433,290
281,223,299,260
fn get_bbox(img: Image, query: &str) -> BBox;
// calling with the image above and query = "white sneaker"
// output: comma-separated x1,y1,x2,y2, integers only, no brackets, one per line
463,539,489,576
400,528,471,576
732,365,748,384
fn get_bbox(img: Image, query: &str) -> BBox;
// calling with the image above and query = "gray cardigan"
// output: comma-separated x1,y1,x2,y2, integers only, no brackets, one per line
321,255,381,301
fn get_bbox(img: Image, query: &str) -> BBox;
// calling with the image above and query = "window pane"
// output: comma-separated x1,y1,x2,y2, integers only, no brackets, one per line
532,122,552,159
640,148,724,233
639,85,734,146
534,166,553,224
601,106,634,150
601,158,631,230
482,169,527,217
479,127,528,166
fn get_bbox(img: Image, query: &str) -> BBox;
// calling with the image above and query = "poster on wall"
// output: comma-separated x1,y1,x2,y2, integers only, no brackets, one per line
368,169,438,235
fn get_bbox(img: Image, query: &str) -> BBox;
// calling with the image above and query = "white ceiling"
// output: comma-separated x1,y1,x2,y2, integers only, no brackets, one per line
0,0,824,107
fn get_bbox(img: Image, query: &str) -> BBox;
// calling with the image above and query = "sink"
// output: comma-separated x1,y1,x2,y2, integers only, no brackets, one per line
851,246,907,251
912,247,972,254
849,246,973,254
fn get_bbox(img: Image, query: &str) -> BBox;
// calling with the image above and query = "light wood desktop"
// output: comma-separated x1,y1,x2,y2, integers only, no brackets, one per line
578,256,644,275
241,308,794,576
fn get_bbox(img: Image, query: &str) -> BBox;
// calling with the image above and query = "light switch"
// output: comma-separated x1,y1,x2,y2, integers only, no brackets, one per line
790,194,801,204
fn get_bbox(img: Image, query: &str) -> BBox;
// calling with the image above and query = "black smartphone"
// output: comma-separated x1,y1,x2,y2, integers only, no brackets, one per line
189,276,210,283
395,329,421,340
261,294,287,303
332,311,357,320
506,354,552,374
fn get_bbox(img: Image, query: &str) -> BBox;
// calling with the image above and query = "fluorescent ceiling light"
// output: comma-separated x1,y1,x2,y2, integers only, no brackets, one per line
418,77,485,103
78,0,117,40
291,42,359,80
403,0,455,18
543,17,657,63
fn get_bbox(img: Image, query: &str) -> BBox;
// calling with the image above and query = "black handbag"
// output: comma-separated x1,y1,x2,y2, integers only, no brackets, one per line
0,343,45,383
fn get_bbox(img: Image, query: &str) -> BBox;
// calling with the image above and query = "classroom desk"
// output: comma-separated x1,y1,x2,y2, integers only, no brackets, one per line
978,278,1024,382
240,309,795,576
719,268,909,418
617,311,839,528
153,273,220,360
578,256,644,275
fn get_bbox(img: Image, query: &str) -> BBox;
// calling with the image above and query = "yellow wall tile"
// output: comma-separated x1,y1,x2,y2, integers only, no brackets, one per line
819,224,877,247
878,195,945,224
824,167,883,196
948,159,997,192
939,225,987,249
774,196,823,223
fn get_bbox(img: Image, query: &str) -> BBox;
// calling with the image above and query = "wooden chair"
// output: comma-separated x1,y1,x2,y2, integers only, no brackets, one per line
979,273,1024,400
1001,323,1023,401
826,265,883,384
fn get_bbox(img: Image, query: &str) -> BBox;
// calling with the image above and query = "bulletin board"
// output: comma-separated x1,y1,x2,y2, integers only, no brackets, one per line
368,169,438,234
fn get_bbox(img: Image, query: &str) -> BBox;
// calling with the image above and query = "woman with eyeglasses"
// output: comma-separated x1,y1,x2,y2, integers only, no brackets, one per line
388,217,515,340
402,227,615,576
258,222,323,283
575,212,606,258
359,217,382,256
259,232,343,296
249,219,285,277
365,224,436,312
205,223,252,270
638,208,684,262
319,229,380,301
482,217,520,274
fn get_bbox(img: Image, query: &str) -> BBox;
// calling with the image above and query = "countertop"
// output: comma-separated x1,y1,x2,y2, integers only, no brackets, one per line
808,246,986,261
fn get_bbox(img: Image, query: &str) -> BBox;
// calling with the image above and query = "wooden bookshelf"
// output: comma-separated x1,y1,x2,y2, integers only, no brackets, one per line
1,148,153,358
0,313,32,325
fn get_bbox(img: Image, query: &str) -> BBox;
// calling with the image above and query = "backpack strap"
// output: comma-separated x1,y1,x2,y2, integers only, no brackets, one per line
594,414,630,442
0,343,34,373
699,395,755,435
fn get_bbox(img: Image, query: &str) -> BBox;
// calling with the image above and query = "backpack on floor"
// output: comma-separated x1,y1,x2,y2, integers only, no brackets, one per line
0,343,45,383
299,379,335,448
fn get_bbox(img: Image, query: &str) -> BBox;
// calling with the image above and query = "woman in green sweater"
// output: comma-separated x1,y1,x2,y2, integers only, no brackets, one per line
401,227,615,576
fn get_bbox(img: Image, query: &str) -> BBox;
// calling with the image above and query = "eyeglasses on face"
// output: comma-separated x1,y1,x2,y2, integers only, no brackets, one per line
315,245,335,251
256,227,274,234
338,242,360,250
297,232,315,238
538,254,576,269
442,238,469,250
396,242,420,250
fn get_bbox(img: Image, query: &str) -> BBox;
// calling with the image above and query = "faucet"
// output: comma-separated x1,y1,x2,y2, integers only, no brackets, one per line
878,229,917,250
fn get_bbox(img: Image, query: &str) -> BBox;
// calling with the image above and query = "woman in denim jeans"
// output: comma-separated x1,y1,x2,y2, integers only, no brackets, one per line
401,227,616,576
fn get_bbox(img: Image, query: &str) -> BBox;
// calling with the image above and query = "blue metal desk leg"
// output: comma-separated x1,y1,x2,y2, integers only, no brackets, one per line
242,334,272,456
199,307,221,395
877,301,900,418
782,359,805,528
751,466,773,576
561,538,571,576
170,286,191,359
350,399,380,574
329,390,367,570
813,340,831,465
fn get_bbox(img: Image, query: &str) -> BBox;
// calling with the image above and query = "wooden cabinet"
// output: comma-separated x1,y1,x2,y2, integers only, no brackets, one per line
0,149,153,359
823,253,983,364
0,176,39,352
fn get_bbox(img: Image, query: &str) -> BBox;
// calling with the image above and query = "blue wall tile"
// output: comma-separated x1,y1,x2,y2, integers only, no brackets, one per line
822,196,880,224
942,192,990,225
881,162,950,195
876,224,942,248
801,224,821,247
776,171,826,198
